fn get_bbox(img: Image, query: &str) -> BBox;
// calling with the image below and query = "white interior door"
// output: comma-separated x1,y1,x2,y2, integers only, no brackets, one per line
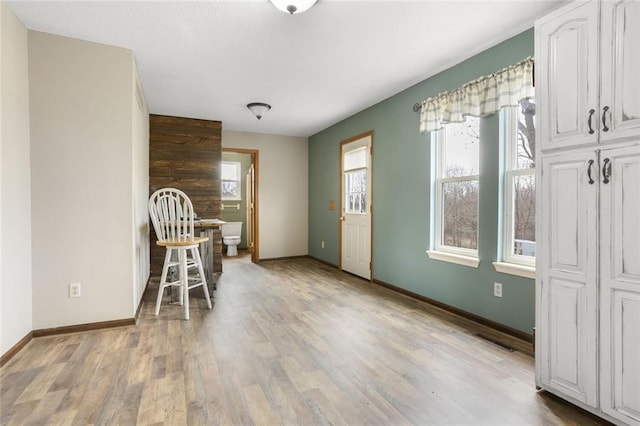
340,134,372,280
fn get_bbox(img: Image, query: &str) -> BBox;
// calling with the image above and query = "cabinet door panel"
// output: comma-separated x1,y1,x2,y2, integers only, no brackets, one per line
614,292,640,422
537,151,598,407
600,1,640,143
536,1,599,151
600,145,640,424
549,278,595,402
549,160,587,271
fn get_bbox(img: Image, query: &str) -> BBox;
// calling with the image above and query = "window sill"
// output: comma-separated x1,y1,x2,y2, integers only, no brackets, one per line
426,250,480,268
493,262,535,279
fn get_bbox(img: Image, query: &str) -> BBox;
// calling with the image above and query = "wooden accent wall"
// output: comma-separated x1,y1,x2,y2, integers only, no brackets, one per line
149,115,222,276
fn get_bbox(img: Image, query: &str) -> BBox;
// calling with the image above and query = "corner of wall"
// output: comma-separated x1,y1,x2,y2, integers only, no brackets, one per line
1,1,34,356
132,57,150,312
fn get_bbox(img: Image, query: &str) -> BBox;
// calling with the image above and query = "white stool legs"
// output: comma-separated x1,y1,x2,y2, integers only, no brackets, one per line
155,244,212,320
155,248,174,316
191,247,212,311
179,247,189,320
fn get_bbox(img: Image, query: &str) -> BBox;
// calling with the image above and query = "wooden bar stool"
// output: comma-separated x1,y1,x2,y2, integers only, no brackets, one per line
148,188,212,320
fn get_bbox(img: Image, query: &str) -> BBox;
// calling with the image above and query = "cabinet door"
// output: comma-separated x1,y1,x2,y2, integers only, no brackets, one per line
536,1,599,151
600,0,640,144
599,144,640,425
536,150,598,407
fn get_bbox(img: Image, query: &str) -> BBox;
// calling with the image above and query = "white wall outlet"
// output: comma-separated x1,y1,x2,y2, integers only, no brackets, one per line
321,240,325,249
69,283,81,298
494,282,503,298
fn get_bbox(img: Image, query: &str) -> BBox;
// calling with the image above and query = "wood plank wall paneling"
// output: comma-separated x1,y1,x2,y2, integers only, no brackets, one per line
149,114,222,276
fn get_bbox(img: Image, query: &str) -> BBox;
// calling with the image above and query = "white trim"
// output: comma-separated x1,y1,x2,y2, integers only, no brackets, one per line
441,174,480,184
427,250,480,268
493,261,535,279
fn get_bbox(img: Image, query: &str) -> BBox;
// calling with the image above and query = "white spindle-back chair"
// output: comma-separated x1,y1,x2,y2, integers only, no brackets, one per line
149,188,212,319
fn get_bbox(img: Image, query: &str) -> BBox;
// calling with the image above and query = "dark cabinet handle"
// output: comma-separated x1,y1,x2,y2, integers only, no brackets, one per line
587,159,595,184
588,109,596,134
602,158,611,184
602,106,610,132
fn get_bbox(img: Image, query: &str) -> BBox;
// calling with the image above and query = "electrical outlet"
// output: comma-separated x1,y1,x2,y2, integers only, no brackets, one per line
69,283,81,298
321,240,325,249
494,282,503,298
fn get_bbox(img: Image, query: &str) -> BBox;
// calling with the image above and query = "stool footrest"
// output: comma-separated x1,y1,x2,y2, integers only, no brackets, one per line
155,246,212,320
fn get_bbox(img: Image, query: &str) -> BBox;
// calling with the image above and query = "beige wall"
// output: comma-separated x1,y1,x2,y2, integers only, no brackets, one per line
131,64,149,310
222,130,308,259
29,31,145,329
1,2,33,354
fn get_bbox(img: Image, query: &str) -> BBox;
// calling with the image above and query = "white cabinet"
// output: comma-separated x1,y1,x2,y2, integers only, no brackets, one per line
536,1,640,425
537,0,640,151
538,150,598,407
599,146,640,423
538,145,640,423
536,1,599,150
600,1,640,143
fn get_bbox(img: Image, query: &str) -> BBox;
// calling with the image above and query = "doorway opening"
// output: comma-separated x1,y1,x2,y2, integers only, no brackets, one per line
339,131,373,280
221,148,259,264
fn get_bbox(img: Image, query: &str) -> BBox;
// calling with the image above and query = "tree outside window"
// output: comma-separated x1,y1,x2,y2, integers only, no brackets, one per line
503,99,536,264
435,116,480,256
221,161,241,200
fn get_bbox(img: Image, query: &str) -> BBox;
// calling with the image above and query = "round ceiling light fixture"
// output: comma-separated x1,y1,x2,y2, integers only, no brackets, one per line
246,102,272,120
269,0,318,15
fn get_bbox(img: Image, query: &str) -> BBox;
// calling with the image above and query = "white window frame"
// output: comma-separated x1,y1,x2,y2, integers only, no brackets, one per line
427,123,480,268
343,146,368,215
221,161,241,201
493,107,536,278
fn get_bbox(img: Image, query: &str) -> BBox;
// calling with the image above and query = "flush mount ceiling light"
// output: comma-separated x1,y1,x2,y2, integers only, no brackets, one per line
247,102,271,120
269,0,318,15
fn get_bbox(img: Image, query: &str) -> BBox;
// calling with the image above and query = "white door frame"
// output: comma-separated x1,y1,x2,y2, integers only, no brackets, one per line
339,131,373,280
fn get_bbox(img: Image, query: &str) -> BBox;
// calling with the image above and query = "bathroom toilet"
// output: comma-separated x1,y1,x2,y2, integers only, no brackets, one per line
222,221,242,256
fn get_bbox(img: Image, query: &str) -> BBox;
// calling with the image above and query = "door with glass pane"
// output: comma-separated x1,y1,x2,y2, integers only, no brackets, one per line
340,132,372,280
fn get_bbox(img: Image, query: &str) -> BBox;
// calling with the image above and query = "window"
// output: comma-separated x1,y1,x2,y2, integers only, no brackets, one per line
428,116,480,267
343,147,368,214
496,99,536,276
221,161,241,200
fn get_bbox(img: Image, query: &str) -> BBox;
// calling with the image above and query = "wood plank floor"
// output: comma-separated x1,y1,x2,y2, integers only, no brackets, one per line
1,254,609,425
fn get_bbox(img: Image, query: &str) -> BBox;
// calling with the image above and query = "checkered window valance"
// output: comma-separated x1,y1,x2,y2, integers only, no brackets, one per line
419,57,534,133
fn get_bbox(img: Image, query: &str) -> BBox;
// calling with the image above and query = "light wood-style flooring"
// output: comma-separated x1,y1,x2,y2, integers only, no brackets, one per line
1,254,608,425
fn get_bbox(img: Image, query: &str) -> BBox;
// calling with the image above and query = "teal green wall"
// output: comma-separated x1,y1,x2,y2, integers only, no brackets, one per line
221,152,252,249
308,29,535,334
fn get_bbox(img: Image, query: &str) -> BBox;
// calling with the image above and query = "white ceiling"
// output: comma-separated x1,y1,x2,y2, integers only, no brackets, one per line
7,0,567,137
